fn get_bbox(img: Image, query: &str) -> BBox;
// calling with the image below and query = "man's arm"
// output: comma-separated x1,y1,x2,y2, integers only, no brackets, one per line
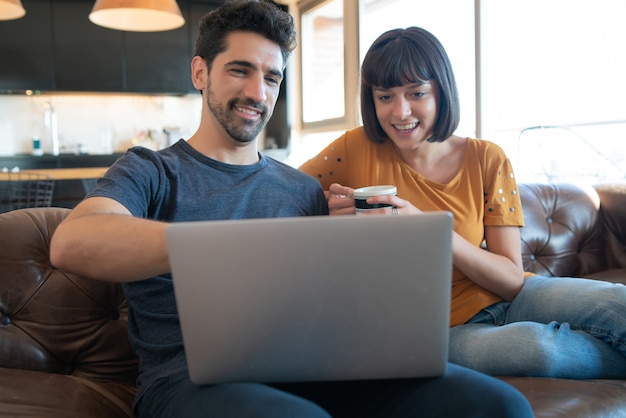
50,196,170,282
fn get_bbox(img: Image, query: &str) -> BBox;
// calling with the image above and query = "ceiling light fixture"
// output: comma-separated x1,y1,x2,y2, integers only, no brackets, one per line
89,0,184,32
0,0,26,21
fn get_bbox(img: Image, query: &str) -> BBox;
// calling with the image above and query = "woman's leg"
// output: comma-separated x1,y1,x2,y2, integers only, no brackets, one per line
507,276,626,356
450,276,626,378
450,320,626,378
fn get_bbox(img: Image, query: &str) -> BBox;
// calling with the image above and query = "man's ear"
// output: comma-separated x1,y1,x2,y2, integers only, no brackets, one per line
191,56,208,91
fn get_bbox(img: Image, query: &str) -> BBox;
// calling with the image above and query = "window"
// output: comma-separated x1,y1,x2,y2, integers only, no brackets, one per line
480,0,626,185
300,0,345,125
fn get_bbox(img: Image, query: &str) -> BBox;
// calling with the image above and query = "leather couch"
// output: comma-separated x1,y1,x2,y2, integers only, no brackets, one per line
0,208,137,418
1,182,625,418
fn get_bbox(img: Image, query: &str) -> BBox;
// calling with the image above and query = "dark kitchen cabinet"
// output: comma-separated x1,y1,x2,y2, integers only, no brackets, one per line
186,0,223,93
51,0,125,91
53,0,190,93
0,0,224,94
125,27,190,93
0,0,54,91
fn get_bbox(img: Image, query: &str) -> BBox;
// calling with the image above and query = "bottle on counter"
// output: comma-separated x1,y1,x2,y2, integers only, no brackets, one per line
43,102,59,156
32,136,43,156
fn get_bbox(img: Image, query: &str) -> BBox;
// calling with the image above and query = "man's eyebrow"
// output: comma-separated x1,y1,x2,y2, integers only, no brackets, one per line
225,60,283,80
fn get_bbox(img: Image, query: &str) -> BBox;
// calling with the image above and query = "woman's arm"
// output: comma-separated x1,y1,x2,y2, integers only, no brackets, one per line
327,184,525,300
452,225,525,300
366,193,525,300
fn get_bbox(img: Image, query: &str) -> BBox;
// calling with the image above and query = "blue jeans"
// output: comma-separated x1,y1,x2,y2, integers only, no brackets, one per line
450,275,626,378
136,363,533,418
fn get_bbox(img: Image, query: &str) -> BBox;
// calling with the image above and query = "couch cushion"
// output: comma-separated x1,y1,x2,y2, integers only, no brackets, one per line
589,268,626,285
0,367,135,418
501,376,626,418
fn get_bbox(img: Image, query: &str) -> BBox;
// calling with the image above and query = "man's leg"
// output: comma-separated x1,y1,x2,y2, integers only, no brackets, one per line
138,365,533,418
136,370,331,418
274,363,533,418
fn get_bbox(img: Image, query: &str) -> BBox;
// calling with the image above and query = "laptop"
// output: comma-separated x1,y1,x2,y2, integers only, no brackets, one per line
166,212,453,384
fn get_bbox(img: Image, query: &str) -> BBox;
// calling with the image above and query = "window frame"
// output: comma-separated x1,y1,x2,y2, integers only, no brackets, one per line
296,0,360,133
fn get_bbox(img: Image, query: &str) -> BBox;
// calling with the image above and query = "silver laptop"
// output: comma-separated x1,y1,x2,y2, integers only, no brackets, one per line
166,212,453,385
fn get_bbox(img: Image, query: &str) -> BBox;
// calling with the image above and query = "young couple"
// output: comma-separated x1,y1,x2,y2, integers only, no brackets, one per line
50,0,626,416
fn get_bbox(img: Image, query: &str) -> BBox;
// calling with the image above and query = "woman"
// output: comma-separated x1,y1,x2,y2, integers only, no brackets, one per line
299,26,626,379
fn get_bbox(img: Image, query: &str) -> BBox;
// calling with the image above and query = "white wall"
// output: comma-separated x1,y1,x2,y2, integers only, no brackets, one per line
0,93,202,156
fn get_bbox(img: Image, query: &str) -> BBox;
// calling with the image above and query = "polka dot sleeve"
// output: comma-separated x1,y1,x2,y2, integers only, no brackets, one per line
299,131,352,190
483,149,524,227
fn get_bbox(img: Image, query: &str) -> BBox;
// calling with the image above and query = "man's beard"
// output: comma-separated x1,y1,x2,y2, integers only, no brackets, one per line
206,82,271,144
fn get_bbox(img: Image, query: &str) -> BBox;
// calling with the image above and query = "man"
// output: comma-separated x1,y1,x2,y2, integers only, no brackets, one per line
51,1,533,417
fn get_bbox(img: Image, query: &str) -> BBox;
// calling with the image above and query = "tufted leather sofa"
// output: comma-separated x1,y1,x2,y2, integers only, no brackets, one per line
0,208,137,418
1,182,625,418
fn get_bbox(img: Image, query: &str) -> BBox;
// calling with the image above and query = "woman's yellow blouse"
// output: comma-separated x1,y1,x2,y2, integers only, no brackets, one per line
299,126,525,326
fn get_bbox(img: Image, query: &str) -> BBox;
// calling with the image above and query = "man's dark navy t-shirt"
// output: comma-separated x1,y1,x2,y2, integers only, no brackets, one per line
88,139,329,405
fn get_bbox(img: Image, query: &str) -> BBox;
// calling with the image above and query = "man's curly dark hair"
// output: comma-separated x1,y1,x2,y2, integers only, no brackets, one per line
195,0,296,71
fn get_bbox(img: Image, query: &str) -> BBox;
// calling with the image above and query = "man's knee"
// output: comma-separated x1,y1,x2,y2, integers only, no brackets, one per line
203,383,331,418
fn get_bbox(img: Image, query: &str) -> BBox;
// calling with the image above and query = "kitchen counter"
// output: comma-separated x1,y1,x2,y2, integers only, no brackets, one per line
0,154,123,208
24,167,108,180
0,153,124,171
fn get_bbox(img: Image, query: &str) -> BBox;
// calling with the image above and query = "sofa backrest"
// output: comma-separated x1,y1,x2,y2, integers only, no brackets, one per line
594,183,626,270
0,207,138,384
518,183,607,278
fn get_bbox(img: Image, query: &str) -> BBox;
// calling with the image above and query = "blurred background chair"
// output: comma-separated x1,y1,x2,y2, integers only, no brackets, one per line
0,170,55,213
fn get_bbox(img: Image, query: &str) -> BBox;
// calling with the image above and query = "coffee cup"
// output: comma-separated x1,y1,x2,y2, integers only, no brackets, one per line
353,185,397,214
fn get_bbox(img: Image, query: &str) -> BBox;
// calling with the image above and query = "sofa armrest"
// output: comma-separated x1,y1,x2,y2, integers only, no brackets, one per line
0,207,138,384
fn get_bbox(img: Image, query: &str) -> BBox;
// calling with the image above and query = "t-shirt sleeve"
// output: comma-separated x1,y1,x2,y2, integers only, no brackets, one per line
88,148,162,218
481,142,525,227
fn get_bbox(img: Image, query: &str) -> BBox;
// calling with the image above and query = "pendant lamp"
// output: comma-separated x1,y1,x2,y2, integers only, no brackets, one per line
89,0,184,32
0,0,26,21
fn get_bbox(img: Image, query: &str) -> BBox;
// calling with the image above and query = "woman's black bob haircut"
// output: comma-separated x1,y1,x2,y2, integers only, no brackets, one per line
360,27,460,144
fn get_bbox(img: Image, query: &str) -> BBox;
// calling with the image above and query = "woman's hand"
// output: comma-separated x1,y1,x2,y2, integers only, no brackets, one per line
364,194,423,215
327,183,424,216
327,183,356,215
